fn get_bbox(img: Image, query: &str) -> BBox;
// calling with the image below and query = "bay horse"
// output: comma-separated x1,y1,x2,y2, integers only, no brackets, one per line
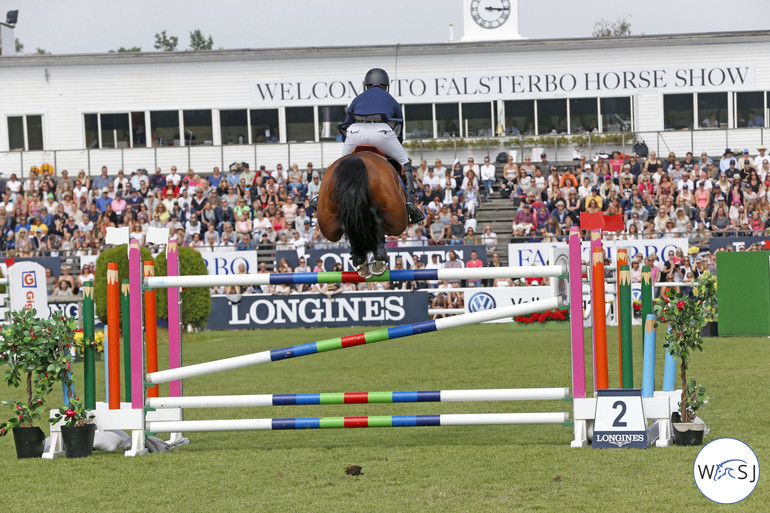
316,147,408,278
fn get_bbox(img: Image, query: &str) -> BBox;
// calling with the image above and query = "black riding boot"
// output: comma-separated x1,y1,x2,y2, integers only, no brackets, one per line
403,162,425,225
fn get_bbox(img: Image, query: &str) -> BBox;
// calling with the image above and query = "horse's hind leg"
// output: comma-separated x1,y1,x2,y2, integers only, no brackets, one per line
370,239,388,276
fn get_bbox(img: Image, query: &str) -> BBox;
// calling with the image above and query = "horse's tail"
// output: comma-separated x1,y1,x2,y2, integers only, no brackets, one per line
332,155,381,262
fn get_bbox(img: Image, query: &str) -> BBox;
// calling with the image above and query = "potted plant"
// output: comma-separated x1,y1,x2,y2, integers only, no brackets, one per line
693,271,718,336
653,292,711,445
49,394,95,458
0,309,77,458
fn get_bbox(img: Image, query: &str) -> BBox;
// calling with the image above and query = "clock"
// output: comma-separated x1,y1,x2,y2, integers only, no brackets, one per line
470,0,511,29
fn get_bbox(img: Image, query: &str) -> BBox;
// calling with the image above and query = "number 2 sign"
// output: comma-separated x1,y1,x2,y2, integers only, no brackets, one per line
592,389,649,449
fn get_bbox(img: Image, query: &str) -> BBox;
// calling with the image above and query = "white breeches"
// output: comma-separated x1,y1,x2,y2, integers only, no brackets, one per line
342,123,409,164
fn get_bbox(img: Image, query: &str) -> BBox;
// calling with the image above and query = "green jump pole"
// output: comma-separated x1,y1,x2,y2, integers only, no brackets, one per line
640,266,653,354
121,280,132,403
619,264,633,388
82,280,96,410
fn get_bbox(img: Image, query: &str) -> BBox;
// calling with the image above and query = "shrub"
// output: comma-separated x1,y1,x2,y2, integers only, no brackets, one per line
94,245,154,324
154,246,211,329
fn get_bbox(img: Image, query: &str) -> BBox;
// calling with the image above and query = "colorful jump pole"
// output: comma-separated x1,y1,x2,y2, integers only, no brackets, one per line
591,247,609,390
662,327,676,392
147,412,571,433
128,241,144,410
121,280,132,403
147,296,562,385
82,281,96,410
568,227,586,400
641,315,657,398
106,263,121,409
618,263,633,388
589,229,602,393
166,241,182,398
616,249,628,385
147,387,571,409
144,262,159,398
640,266,653,353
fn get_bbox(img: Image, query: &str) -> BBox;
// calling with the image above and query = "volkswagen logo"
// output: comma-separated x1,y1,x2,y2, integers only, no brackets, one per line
468,292,496,312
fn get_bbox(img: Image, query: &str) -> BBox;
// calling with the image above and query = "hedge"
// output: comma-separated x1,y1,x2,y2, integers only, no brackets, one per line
154,246,211,329
94,245,154,324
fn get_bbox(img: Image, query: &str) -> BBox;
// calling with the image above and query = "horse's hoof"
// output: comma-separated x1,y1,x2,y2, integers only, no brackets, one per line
370,260,388,276
356,263,373,279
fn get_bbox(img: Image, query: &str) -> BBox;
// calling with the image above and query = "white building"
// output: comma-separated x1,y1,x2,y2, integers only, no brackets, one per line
2,0,769,175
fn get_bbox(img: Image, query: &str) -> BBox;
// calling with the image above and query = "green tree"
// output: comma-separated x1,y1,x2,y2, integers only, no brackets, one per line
110,46,142,53
592,17,632,37
93,245,154,324
35,48,50,55
154,30,179,51
15,37,23,53
189,29,214,50
154,247,211,329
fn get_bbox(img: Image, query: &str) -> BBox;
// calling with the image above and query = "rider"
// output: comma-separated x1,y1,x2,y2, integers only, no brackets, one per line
311,68,424,225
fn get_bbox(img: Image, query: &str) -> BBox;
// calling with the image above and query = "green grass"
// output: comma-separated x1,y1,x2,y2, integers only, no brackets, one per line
0,324,767,512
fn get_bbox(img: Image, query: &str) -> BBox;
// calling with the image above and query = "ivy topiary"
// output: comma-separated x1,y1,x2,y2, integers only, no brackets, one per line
154,246,211,329
94,245,154,324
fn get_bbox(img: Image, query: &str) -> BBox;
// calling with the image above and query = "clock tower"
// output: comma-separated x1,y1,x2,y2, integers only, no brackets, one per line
460,0,522,41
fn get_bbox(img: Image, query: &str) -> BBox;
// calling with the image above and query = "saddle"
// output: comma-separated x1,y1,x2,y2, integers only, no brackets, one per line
352,146,403,176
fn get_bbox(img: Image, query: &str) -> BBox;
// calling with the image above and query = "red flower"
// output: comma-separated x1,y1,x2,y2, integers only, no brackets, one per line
65,409,76,418
676,301,685,311
660,316,666,322
18,415,23,419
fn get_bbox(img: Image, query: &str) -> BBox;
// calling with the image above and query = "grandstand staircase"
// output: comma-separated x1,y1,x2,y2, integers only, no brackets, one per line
475,164,513,264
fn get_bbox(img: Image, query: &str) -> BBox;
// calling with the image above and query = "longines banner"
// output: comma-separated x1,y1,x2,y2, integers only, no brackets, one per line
199,250,259,275
277,245,487,271
253,66,753,105
206,291,428,329
507,238,690,267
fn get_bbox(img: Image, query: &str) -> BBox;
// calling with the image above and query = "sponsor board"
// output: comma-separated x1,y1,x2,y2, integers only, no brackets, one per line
694,438,759,504
592,389,649,449
277,245,488,272
459,287,554,323
199,250,259,275
48,302,104,327
15,256,62,277
8,261,48,318
507,238,690,267
708,236,770,253
206,291,428,330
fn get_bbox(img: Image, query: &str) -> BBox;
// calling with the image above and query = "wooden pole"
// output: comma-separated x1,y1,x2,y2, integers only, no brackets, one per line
619,264,633,388
121,280,132,403
144,261,159,398
106,263,120,409
591,248,608,390
82,281,96,410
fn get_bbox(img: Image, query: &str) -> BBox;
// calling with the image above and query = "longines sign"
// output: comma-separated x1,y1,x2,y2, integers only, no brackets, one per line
253,66,754,104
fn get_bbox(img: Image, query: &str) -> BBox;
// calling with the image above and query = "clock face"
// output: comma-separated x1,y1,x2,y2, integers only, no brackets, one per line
470,0,511,29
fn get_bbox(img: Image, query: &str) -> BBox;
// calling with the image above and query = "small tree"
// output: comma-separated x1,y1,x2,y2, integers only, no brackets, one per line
93,244,154,324
592,17,632,37
189,29,214,51
15,38,23,53
35,48,50,55
154,30,179,51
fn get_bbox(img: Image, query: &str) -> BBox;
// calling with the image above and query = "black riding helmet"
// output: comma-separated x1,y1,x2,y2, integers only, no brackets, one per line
364,68,390,91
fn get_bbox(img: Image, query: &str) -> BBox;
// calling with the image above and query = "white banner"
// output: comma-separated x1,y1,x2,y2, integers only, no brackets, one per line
8,261,48,318
507,238,690,267
199,250,259,276
461,286,554,323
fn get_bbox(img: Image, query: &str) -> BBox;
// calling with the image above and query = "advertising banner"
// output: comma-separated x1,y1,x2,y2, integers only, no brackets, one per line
206,291,428,330
507,238,690,267
461,286,554,323
277,245,488,271
708,236,770,253
16,256,62,277
199,250,259,275
8,261,48,318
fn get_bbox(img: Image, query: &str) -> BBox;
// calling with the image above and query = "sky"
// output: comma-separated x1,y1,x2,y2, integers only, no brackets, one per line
6,0,769,55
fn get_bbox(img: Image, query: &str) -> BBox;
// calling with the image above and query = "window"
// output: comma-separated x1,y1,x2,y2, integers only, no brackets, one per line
736,92,765,127
404,104,433,139
100,113,130,148
503,100,534,135
250,109,279,143
318,105,346,141
84,114,98,149
183,110,213,145
697,93,727,129
569,98,598,133
220,110,248,145
600,97,632,132
150,110,179,147
537,99,567,134
131,112,146,146
663,94,693,130
435,103,459,137
462,102,493,137
7,115,43,151
286,106,315,142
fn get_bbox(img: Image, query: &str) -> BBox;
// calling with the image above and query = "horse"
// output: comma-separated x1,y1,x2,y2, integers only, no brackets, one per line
316,147,408,278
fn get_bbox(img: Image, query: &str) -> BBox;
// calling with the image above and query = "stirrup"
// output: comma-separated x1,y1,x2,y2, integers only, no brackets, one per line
308,196,318,211
406,202,425,225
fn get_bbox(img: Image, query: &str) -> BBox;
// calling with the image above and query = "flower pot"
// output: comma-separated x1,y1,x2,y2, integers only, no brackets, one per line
12,426,45,459
61,424,96,458
671,412,705,446
701,321,719,337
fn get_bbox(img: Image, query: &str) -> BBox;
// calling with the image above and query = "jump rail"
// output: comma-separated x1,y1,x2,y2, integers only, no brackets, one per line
143,265,570,289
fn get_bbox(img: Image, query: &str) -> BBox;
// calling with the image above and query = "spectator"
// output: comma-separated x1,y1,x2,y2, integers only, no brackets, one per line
479,156,496,201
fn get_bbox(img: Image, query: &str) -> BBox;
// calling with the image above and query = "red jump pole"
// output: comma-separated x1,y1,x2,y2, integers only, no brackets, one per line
144,261,159,398
591,247,609,390
106,263,121,409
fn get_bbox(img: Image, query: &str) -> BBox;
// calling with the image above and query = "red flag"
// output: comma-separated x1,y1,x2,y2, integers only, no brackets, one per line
580,212,604,231
763,240,770,250
4,258,15,269
603,214,625,232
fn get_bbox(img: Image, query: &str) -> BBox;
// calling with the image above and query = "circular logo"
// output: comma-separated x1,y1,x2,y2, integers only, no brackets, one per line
468,292,496,313
694,438,760,504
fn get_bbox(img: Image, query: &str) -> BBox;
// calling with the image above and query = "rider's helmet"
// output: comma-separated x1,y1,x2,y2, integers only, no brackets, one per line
363,68,390,91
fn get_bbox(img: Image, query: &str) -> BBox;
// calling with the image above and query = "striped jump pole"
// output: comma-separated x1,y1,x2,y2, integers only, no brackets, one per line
144,265,569,290
147,296,562,385
146,387,571,409
147,412,570,433
106,263,121,409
